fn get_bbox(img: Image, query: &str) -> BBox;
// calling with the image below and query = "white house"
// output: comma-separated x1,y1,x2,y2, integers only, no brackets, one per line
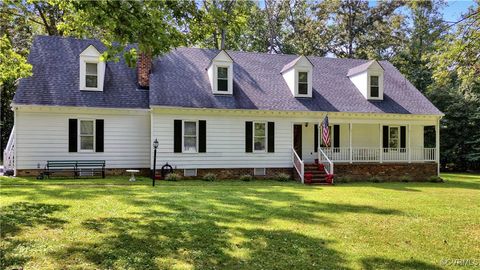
4,36,443,183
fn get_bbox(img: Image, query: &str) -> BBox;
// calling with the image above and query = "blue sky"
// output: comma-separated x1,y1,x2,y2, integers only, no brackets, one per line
442,0,474,21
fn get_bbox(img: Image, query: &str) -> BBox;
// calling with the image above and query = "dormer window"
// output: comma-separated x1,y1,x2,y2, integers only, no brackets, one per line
85,63,98,88
217,66,229,92
79,45,105,91
208,50,234,95
281,56,313,98
347,60,384,100
370,75,379,98
298,72,308,95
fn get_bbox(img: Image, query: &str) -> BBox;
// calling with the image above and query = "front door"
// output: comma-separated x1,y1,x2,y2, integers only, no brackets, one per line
293,124,302,159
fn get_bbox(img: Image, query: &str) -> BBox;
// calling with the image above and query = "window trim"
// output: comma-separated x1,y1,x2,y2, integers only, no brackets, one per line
213,63,233,94
367,72,383,100
253,121,267,153
298,71,309,95
78,119,95,152
388,126,401,151
182,120,199,153
85,62,99,89
370,75,379,98
216,66,229,92
295,69,311,97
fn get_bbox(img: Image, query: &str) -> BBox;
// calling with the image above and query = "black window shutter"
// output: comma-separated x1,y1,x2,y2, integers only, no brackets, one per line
199,120,207,153
245,121,253,153
383,126,389,149
314,124,318,152
95,119,104,152
268,122,275,153
400,126,406,149
333,125,340,148
174,120,182,153
69,119,78,152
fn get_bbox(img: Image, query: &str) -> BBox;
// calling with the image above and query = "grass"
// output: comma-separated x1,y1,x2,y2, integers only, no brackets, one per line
0,173,479,270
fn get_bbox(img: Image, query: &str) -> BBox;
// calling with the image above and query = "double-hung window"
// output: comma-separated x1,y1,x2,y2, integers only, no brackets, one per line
254,122,266,152
298,72,308,95
79,120,95,151
389,126,400,150
183,121,197,153
370,75,379,98
217,67,228,92
85,63,98,88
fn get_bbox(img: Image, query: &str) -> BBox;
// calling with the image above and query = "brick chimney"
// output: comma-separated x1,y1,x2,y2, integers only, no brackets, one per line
137,52,152,89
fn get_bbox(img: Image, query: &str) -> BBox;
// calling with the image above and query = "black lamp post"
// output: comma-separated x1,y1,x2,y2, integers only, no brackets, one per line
152,139,159,187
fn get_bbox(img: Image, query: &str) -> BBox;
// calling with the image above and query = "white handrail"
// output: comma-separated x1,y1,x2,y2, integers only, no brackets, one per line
318,147,334,175
3,126,15,170
321,147,436,163
292,148,304,183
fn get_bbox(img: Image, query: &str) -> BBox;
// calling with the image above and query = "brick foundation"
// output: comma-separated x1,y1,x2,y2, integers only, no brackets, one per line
334,163,438,182
16,168,151,177
173,168,293,180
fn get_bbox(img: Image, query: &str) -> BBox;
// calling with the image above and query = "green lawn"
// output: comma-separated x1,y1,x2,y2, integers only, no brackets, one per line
1,174,479,270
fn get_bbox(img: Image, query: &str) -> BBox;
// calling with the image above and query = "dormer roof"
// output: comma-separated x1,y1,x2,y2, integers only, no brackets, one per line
280,55,314,73
347,60,384,77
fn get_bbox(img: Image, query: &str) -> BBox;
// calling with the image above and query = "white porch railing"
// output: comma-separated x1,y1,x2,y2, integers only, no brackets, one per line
318,147,334,175
321,147,436,163
3,126,15,171
292,148,304,183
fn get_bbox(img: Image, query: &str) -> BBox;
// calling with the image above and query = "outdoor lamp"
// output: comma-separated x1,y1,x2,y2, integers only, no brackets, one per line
152,139,159,186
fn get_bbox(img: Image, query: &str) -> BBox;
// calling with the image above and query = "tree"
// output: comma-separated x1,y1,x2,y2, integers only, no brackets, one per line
190,0,254,50
392,0,446,93
317,0,405,59
429,1,480,99
59,0,197,65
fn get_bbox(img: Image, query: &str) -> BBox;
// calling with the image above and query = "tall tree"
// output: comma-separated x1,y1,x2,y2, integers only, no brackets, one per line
190,0,254,50
392,0,446,93
317,0,405,59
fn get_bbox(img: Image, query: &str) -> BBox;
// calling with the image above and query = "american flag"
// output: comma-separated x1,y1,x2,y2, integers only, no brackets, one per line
322,115,330,147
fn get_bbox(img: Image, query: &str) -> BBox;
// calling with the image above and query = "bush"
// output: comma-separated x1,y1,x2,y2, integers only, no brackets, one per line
240,174,253,182
335,176,352,183
276,173,290,182
165,173,182,181
428,176,444,183
369,176,383,183
400,175,412,182
202,173,217,181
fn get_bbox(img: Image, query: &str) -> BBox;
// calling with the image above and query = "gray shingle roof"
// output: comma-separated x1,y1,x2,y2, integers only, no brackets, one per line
151,48,442,115
346,60,384,76
15,36,442,115
14,36,149,109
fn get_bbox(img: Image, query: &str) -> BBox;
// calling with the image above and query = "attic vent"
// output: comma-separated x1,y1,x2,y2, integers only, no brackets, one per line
254,168,266,176
184,169,197,177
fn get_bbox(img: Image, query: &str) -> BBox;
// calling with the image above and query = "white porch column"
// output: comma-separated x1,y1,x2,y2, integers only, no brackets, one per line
436,118,440,176
349,122,353,163
379,124,383,163
408,124,411,163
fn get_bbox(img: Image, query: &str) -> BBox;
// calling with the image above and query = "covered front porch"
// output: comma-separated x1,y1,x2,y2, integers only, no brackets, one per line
292,118,440,184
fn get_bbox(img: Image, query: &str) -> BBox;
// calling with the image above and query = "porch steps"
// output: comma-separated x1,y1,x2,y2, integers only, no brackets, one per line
304,164,332,185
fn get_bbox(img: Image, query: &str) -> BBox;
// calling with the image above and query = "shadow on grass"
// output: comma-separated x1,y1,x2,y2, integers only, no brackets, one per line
0,202,69,269
60,216,348,270
361,257,443,270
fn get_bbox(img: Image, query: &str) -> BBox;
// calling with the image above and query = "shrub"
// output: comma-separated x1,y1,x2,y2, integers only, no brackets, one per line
202,173,217,182
240,174,253,182
428,176,444,183
165,173,182,181
335,176,352,183
276,173,290,182
369,176,383,183
400,175,412,182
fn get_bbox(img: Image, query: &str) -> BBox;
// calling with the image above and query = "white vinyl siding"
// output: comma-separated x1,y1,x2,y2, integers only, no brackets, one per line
152,113,294,169
15,110,150,169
